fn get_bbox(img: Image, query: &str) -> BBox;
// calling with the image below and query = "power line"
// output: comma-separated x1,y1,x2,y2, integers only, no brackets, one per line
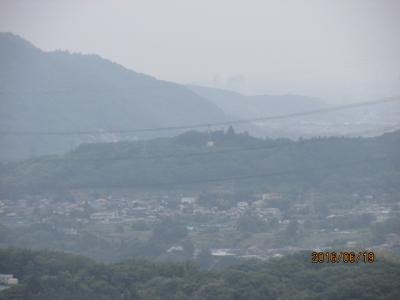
16,126,400,163
29,140,296,163
142,156,392,188
0,97,399,136
36,156,393,189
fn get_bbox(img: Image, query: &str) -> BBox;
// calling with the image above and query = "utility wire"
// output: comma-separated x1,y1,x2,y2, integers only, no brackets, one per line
50,156,393,189
0,97,399,136
20,126,399,163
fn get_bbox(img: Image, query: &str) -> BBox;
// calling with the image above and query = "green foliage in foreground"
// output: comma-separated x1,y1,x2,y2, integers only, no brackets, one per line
0,248,399,300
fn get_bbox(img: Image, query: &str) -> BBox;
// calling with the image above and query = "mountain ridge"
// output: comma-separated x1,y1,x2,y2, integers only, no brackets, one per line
0,33,229,161
186,84,327,119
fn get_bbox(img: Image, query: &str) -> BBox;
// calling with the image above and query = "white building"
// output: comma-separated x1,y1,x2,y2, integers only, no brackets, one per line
90,211,118,221
181,197,196,204
0,274,18,286
262,193,282,200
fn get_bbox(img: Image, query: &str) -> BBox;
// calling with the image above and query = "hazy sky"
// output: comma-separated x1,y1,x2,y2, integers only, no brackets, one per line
1,0,399,102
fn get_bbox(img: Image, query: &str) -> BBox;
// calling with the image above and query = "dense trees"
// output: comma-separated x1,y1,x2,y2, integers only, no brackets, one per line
0,248,399,300
1,129,399,196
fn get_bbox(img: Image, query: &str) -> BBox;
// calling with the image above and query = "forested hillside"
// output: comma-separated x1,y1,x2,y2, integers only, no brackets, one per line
1,129,399,196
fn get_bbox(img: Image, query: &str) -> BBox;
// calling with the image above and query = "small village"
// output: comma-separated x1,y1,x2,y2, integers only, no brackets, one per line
1,190,399,261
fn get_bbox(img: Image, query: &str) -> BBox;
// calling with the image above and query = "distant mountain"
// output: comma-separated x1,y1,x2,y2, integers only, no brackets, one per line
186,85,333,138
0,33,229,161
187,85,400,138
187,85,327,119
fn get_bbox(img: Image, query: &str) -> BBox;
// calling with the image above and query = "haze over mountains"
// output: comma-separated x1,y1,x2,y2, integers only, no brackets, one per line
1,33,399,161
188,85,400,138
187,85,327,119
0,33,229,161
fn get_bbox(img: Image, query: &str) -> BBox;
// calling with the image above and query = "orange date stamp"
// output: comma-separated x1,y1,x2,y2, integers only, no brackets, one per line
311,251,376,263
